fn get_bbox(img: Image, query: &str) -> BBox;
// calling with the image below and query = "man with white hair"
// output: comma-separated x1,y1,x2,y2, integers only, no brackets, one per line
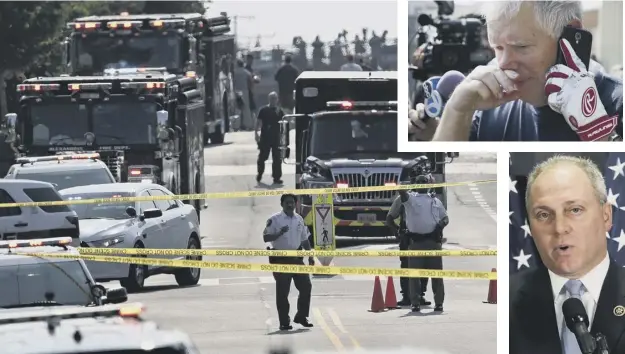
509,155,625,353
412,1,623,142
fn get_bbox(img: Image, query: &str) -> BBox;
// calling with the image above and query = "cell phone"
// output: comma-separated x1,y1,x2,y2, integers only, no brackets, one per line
556,26,593,70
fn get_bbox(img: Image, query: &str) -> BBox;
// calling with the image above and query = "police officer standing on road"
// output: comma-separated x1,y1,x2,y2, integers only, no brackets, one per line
264,194,315,331
388,175,448,312
386,200,431,307
255,92,284,184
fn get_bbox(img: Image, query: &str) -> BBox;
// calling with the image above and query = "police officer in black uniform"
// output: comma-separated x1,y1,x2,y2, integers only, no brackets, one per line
255,92,284,184
264,194,315,330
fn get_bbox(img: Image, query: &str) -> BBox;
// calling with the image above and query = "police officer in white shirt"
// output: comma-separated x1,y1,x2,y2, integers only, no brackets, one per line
263,193,315,331
391,175,449,312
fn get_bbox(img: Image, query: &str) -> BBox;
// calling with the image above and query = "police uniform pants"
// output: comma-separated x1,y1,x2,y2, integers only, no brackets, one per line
271,256,312,326
257,139,282,180
408,238,444,306
399,238,428,299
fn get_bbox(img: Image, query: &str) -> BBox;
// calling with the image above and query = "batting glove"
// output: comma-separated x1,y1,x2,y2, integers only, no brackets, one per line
545,38,617,141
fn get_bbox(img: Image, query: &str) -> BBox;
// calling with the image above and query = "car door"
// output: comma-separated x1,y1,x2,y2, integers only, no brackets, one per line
136,190,167,264
147,189,180,255
0,189,24,240
162,193,191,251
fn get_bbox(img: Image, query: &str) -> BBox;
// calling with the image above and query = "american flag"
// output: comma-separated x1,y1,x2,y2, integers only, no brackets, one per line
509,153,625,273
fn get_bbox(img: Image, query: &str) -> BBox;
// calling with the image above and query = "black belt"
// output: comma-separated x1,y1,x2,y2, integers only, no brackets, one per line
406,230,441,242
267,246,303,265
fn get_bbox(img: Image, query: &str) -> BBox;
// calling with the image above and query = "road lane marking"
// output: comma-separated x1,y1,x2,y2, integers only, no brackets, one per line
327,307,362,349
312,307,345,352
467,183,496,222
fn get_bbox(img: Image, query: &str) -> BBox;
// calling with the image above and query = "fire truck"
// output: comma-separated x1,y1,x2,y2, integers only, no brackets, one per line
279,71,458,237
2,71,205,219
60,12,236,145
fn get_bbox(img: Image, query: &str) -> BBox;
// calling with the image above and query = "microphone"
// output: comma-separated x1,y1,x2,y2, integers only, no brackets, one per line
422,76,441,118
422,70,466,121
562,298,597,354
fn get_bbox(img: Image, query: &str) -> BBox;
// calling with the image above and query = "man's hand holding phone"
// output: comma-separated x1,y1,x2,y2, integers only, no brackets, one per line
545,38,617,141
279,225,289,236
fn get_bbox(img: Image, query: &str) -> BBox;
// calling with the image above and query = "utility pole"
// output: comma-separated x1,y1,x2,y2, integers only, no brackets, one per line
231,15,255,37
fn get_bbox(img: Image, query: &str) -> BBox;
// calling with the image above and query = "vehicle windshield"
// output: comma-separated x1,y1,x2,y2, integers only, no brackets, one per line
15,169,114,191
309,112,398,157
92,102,158,145
30,104,89,146
61,192,134,220
74,34,182,73
0,259,93,308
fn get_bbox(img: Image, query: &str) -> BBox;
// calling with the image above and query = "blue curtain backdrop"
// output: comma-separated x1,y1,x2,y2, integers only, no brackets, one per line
509,153,625,274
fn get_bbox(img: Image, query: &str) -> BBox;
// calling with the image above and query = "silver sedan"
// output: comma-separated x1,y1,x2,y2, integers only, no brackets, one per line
59,183,202,293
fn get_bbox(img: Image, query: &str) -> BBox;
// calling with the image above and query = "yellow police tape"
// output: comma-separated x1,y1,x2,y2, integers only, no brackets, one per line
22,253,497,280
76,247,497,258
0,179,495,208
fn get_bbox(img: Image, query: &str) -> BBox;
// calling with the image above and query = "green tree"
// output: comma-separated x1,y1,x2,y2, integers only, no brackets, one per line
0,2,68,116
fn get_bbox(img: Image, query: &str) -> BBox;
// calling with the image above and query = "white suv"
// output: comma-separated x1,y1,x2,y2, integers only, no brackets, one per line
0,180,79,242
4,153,116,191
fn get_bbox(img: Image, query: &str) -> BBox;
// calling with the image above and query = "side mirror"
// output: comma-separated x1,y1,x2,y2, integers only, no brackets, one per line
156,110,169,141
3,113,17,143
446,152,459,158
103,287,128,304
143,208,163,219
157,110,169,125
90,284,106,298
126,206,137,218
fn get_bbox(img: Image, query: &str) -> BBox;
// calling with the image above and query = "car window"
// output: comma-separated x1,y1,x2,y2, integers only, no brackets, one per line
0,260,94,308
139,190,157,213
63,192,134,220
16,168,114,191
148,189,177,211
22,187,71,213
0,189,21,217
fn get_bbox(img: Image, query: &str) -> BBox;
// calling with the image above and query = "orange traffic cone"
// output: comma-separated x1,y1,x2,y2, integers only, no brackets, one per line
385,276,400,309
483,268,497,304
369,276,386,312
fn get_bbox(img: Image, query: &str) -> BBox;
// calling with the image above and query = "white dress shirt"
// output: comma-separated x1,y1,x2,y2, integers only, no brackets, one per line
549,254,610,337
263,211,309,250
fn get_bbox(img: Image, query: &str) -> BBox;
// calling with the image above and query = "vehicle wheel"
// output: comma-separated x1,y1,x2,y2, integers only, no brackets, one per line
174,236,201,286
120,243,147,293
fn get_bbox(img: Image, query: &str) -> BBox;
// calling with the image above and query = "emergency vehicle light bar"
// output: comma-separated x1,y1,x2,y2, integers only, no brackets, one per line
0,237,72,249
326,101,398,109
17,84,60,92
104,67,168,76
0,303,145,326
16,153,100,164
107,20,142,29
69,22,101,30
150,19,186,28
69,83,113,91
120,82,165,90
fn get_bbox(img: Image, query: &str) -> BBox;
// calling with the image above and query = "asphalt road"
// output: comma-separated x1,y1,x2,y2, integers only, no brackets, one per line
106,132,497,354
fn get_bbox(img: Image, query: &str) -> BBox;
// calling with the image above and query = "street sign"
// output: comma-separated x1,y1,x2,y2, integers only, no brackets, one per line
312,193,335,266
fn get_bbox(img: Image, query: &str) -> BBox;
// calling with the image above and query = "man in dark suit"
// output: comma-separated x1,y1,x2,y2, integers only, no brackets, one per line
510,155,625,354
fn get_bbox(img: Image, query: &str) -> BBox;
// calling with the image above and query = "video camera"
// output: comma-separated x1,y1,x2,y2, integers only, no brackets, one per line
409,0,494,81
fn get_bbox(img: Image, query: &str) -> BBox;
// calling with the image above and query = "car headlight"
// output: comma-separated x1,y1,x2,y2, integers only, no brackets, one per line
90,235,125,247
